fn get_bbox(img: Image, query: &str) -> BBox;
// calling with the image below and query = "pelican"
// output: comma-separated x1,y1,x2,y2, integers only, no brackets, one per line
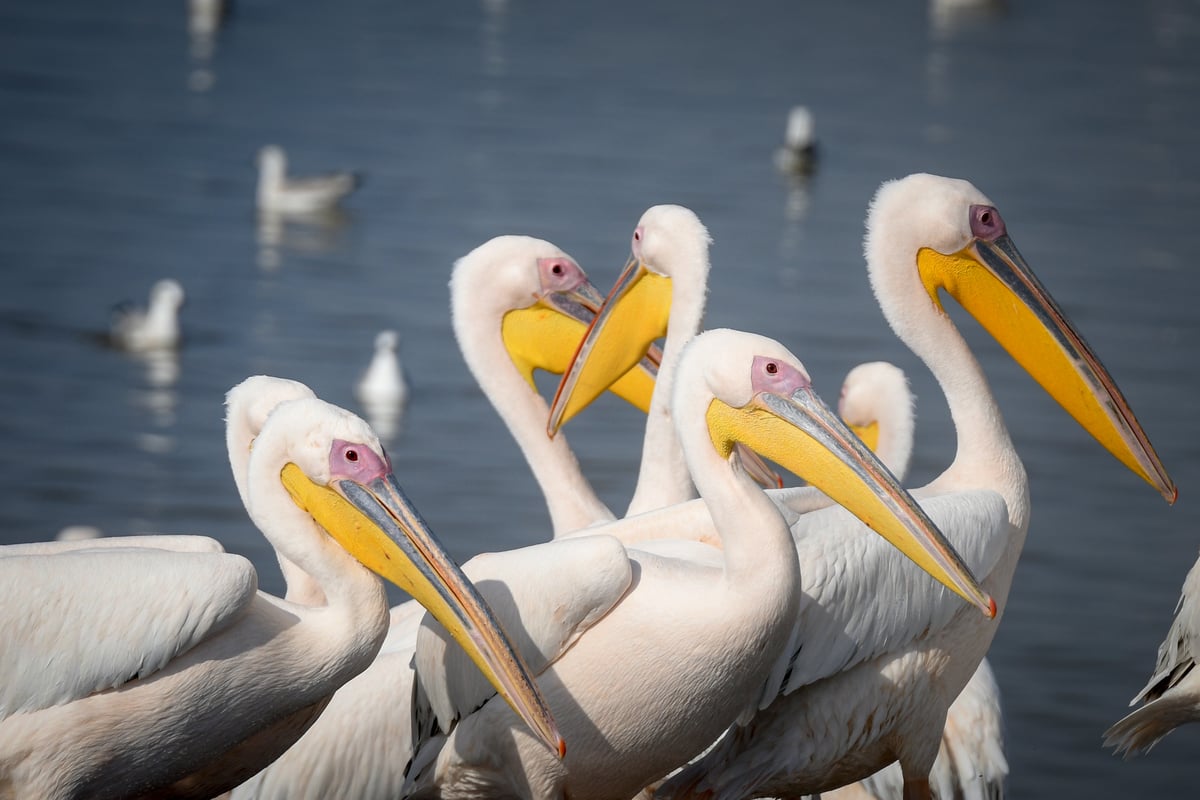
256,145,362,215
0,387,559,798
403,328,991,800
549,177,1173,800
231,237,663,799
547,205,707,517
1105,552,1200,756
829,362,1008,800
773,105,818,177
109,278,185,352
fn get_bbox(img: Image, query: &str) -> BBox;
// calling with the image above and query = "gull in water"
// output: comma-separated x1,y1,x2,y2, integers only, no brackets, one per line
774,105,818,176
109,278,185,352
257,145,363,215
355,330,408,440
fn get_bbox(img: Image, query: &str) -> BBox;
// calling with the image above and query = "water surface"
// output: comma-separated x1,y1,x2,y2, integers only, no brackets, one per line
2,1,1199,796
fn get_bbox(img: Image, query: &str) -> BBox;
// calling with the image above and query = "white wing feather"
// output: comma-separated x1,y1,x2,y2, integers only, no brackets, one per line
768,489,1008,701
0,535,226,557
412,534,632,736
0,548,256,720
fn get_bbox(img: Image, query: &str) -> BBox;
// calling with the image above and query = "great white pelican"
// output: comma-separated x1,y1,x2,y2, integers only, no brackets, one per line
0,388,557,798
547,181,1172,800
402,327,991,800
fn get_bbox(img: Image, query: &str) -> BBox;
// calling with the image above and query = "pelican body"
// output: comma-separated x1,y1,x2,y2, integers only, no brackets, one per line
0,385,558,799
547,183,1171,800
403,328,990,800
232,237,660,799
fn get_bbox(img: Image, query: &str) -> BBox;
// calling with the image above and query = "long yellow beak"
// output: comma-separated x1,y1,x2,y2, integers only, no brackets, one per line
280,463,566,758
848,421,880,454
917,227,1175,503
548,256,672,435
706,386,995,618
500,277,659,413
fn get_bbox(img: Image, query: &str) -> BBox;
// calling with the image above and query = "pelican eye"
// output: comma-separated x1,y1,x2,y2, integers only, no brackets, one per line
969,204,1006,241
765,361,778,375
345,449,359,463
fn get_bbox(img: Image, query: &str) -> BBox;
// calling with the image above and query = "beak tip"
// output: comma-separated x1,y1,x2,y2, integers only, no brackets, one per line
985,595,997,619
1163,483,1178,506
557,737,567,760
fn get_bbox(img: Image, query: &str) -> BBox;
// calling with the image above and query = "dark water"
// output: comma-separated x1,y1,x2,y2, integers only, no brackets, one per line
2,0,1199,796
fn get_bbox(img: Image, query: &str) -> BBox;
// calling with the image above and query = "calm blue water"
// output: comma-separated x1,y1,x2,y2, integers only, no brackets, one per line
2,0,1199,796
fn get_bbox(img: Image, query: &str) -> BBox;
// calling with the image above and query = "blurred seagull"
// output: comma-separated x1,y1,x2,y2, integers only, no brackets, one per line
257,145,363,215
356,330,408,409
109,279,185,352
774,105,818,176
356,330,408,440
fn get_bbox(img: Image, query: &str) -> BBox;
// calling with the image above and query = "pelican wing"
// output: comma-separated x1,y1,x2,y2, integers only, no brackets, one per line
1129,554,1200,706
0,548,257,720
0,535,227,557
768,489,1009,700
412,534,632,736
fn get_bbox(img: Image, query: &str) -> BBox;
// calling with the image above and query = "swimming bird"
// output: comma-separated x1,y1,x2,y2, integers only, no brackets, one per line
230,238,661,799
774,105,818,176
356,330,408,409
0,386,559,799
1105,551,1200,756
256,145,362,215
355,330,409,440
648,173,1174,800
109,278,185,352
404,327,990,800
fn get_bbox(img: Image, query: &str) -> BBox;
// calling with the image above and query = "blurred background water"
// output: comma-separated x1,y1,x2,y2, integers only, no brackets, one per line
1,0,1199,796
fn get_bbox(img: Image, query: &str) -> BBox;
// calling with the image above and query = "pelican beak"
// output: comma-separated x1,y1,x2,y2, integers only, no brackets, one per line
847,420,880,454
916,220,1176,503
279,463,567,759
706,384,995,618
548,255,672,435
500,276,660,414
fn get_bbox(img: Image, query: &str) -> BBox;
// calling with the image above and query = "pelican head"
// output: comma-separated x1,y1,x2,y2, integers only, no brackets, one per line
839,361,914,463
254,397,565,758
548,205,711,434
678,328,994,617
451,235,657,410
866,173,1174,502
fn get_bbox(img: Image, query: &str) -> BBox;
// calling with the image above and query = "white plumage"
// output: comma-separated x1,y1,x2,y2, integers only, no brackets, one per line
232,237,656,799
402,328,987,800
0,382,553,798
1106,552,1200,756
827,361,1008,800
356,330,408,409
773,105,818,176
110,278,185,352
256,145,362,215
657,173,1172,799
